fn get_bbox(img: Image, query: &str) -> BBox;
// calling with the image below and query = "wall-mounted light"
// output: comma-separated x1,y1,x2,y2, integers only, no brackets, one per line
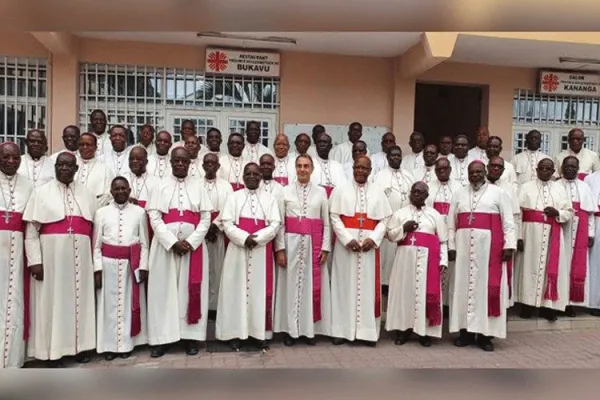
559,57,600,65
197,32,297,45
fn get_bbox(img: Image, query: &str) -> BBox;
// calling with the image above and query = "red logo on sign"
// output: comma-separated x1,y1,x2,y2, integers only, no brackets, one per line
207,51,228,72
542,73,560,92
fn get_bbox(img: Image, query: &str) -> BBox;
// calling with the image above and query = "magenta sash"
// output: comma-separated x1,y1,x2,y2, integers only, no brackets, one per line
285,217,324,322
231,182,245,192
320,185,334,199
39,216,93,237
162,209,203,325
274,177,289,186
433,201,450,216
397,231,442,326
101,243,143,336
456,212,504,317
570,202,589,302
578,172,588,181
236,217,274,331
0,211,29,340
521,209,561,301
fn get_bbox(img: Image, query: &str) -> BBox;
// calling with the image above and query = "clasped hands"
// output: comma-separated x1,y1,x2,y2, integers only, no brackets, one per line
173,240,193,256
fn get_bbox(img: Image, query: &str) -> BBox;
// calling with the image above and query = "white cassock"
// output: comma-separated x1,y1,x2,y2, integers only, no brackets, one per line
51,150,80,164
17,154,54,188
499,162,518,194
23,180,97,360
401,151,424,175
188,157,205,179
93,132,113,156
516,180,572,311
372,167,415,286
147,154,172,180
468,146,488,164
260,179,285,221
274,155,296,186
329,181,392,342
449,156,470,187
424,178,462,306
584,172,600,310
171,141,210,157
218,154,248,192
202,177,233,311
99,149,131,177
511,150,551,186
556,148,600,180
75,157,115,208
330,141,353,165
146,176,213,344
412,164,436,184
371,152,388,176
273,182,332,338
312,156,347,199
386,205,448,338
447,183,515,338
307,146,318,159
343,161,354,181
560,178,596,307
216,189,281,341
488,178,521,307
122,171,161,209
127,142,157,157
93,202,150,353
0,173,33,368
242,142,272,164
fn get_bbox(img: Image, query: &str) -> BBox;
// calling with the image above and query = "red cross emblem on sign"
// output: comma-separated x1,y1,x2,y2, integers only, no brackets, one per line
207,51,228,72
542,73,560,92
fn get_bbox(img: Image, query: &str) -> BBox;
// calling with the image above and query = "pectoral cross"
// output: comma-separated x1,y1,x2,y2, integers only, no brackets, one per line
358,214,364,228
3,211,11,224
468,213,476,225
409,234,417,246
179,209,184,217
67,225,74,235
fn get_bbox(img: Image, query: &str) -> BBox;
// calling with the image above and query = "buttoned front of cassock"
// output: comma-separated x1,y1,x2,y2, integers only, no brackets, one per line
147,154,172,180
17,154,54,188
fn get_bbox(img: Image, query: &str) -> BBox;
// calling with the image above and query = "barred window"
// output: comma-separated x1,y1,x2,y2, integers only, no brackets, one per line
0,56,47,151
512,128,551,155
513,89,600,126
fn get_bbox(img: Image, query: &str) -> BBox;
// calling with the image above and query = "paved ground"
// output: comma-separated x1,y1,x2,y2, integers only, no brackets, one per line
38,328,600,369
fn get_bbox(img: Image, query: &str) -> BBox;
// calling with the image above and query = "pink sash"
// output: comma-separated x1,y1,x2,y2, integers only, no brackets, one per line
39,216,93,237
397,231,442,326
570,202,589,302
285,217,324,322
231,182,245,192
274,177,289,186
456,212,504,317
0,211,28,340
236,217,274,331
578,172,588,181
162,209,203,325
320,185,334,199
100,243,143,336
521,209,561,301
433,201,450,216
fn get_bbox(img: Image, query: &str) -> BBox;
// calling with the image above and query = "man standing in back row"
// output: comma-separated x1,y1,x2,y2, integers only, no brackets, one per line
555,128,600,180
510,129,551,185
331,122,366,165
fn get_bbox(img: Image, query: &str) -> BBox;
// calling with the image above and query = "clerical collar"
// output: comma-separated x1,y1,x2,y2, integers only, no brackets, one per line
263,178,273,184
58,180,73,188
471,182,486,191
246,188,257,194
157,154,168,158
112,149,126,155
0,173,16,181
133,171,146,178
113,201,128,210
205,177,216,183
353,181,367,188
81,157,95,164
413,151,423,156
439,180,449,185
538,179,550,186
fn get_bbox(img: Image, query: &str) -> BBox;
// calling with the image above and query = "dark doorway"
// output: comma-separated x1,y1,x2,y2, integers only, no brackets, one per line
413,83,484,147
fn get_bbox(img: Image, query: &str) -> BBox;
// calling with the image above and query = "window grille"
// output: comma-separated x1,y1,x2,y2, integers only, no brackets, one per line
513,89,600,126
512,128,551,155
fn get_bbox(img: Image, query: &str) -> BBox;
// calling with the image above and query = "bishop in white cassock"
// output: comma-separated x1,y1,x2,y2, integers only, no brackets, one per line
584,171,600,316
343,140,368,181
370,132,396,176
401,132,425,175
330,122,366,165
272,134,297,186
75,133,115,208
448,160,515,352
127,124,157,156
170,119,199,152
90,109,113,156
510,130,551,186
184,135,207,179
146,148,213,358
484,137,518,194
259,154,285,223
386,182,448,346
93,177,150,360
99,125,131,177
516,158,573,321
147,131,173,180
0,143,34,368
559,156,596,315
311,133,347,199
467,126,490,164
17,130,54,188
555,129,600,180
329,156,392,345
200,153,234,316
412,144,438,184
219,133,249,192
216,163,281,350
23,152,98,366
372,146,415,288
123,147,161,210
449,135,470,187
274,155,332,345
242,121,272,164
50,125,81,164
206,128,223,159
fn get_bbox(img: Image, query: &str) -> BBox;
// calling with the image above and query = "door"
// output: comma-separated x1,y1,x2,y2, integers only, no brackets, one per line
221,112,277,148
165,110,221,144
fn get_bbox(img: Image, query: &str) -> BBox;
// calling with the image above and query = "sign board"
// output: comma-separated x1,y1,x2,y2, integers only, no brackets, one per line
539,70,600,97
205,48,280,77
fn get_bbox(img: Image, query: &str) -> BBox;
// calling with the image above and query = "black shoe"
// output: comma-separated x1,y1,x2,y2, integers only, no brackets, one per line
565,306,577,317
540,308,558,322
104,352,117,361
150,345,166,358
259,340,270,350
229,339,241,351
208,310,217,321
361,340,377,347
119,352,132,359
519,304,534,319
418,336,432,347
381,285,389,297
185,340,200,356
394,330,411,346
303,337,316,346
476,335,494,352
332,337,347,345
283,335,296,347
454,330,475,347
75,352,91,364
46,359,64,368
590,309,600,317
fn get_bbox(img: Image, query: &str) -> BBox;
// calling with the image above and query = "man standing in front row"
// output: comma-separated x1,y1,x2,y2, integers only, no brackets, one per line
216,163,281,351
24,152,98,367
93,177,150,360
146,147,213,358
329,156,392,346
0,142,34,368
447,160,515,352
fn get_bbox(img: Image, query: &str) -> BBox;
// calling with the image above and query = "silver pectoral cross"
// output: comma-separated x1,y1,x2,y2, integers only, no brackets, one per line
179,209,184,217
468,213,476,225
3,211,11,224
358,214,364,228
67,225,74,235
409,234,417,246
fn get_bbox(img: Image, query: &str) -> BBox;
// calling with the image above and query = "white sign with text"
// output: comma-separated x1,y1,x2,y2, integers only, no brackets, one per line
205,48,280,77
539,70,600,97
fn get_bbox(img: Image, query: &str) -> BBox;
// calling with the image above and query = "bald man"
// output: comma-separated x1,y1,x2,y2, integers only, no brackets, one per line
147,131,173,179
18,129,54,188
0,142,34,368
329,156,392,346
